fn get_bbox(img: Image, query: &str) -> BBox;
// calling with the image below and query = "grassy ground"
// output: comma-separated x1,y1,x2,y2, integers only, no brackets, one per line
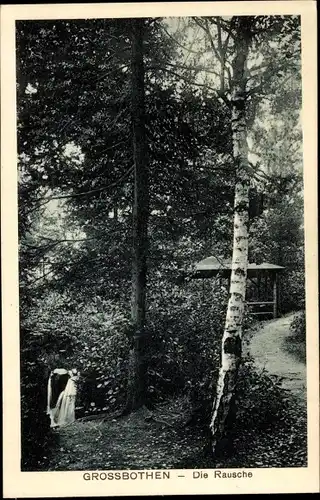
45,393,307,471
47,410,207,471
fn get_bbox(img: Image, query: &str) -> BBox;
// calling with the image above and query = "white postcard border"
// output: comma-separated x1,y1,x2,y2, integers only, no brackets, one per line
1,1,318,497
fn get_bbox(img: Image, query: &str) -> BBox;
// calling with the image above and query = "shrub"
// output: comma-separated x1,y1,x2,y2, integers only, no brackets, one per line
146,283,226,409
283,310,306,363
24,283,255,421
146,280,255,412
26,285,227,416
290,310,306,342
28,293,132,416
280,270,305,314
234,360,291,432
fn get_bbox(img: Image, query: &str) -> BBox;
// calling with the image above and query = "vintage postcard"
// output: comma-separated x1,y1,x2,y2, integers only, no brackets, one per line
1,1,319,497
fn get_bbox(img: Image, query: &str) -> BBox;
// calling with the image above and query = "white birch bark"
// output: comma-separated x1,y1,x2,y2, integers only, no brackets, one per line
210,17,252,454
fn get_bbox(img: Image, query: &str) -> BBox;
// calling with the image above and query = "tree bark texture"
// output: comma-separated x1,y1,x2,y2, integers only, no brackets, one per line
210,17,252,454
127,19,150,411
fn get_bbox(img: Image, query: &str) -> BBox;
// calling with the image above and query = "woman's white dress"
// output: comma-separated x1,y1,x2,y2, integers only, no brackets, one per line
47,370,78,428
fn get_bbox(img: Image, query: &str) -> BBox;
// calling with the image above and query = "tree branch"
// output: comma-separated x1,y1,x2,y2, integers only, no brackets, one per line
28,268,55,285
34,164,134,207
24,236,98,250
160,24,208,56
147,66,230,107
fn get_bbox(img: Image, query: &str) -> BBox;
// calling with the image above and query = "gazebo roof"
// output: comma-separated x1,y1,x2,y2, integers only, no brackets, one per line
193,256,285,278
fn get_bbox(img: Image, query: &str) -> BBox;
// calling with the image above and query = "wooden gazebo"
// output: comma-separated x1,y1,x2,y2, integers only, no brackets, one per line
192,256,285,319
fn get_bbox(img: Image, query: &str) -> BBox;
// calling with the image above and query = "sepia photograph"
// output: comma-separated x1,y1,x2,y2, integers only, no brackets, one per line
1,1,319,497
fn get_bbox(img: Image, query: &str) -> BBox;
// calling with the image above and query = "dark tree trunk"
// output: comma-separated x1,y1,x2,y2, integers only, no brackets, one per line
126,19,149,411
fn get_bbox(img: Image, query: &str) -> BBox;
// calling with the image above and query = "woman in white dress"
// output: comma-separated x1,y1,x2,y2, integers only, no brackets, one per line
47,368,69,428
47,368,79,428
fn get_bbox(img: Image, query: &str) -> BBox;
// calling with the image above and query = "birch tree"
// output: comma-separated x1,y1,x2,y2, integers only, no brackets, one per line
182,15,301,453
208,17,253,453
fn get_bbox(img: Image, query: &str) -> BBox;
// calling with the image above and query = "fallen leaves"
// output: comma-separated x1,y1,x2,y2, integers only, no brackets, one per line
46,392,307,472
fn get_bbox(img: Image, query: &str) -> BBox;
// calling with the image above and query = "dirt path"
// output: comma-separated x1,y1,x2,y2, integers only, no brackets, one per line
248,313,306,404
